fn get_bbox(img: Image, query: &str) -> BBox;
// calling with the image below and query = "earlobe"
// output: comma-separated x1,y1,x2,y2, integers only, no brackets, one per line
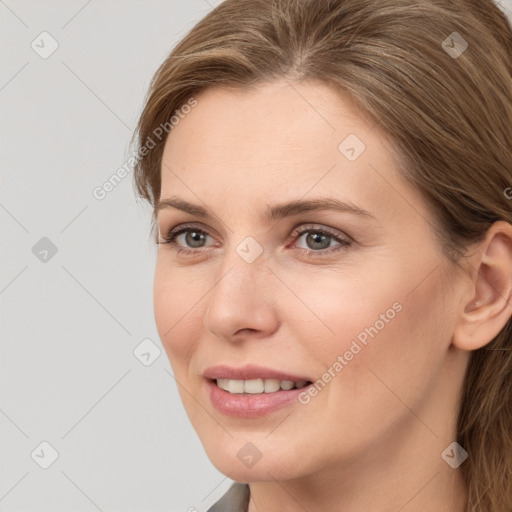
452,221,512,352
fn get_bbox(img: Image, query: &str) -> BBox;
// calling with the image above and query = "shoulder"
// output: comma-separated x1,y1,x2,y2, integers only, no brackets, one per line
206,482,250,512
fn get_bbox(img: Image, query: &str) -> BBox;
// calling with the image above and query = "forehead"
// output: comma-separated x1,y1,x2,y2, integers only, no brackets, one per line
159,79,424,226
164,79,378,161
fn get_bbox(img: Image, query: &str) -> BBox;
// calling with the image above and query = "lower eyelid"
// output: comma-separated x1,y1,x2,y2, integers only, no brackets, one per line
163,229,350,256
293,227,351,247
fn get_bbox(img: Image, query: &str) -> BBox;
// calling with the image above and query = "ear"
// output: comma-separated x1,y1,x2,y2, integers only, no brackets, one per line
452,221,512,351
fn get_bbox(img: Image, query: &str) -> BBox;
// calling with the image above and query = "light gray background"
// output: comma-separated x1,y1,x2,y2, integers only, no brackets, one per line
1,1,512,511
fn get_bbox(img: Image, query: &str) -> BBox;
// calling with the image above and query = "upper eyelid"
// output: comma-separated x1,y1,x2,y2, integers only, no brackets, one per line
160,222,351,245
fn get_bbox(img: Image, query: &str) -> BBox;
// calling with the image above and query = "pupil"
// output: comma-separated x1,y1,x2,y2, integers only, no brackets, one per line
187,231,205,248
308,232,329,250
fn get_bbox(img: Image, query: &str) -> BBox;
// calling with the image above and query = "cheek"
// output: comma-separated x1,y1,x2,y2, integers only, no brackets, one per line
153,263,202,367
317,265,451,439
282,264,403,367
295,258,449,397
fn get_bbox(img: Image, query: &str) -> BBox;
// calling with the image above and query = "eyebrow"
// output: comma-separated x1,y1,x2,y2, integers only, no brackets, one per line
156,196,376,221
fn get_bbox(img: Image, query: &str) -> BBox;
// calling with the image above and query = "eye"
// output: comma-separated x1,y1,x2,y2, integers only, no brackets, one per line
157,223,214,256
290,224,351,257
157,222,352,257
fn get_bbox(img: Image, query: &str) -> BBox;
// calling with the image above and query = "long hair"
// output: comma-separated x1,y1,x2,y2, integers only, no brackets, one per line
131,1,512,509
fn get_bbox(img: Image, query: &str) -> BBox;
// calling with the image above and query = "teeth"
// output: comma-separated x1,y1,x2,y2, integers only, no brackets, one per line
280,380,294,390
227,379,244,393
264,379,281,393
216,378,309,394
244,379,264,393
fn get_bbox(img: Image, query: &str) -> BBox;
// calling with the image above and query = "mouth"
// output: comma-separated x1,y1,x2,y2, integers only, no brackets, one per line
203,365,315,418
212,378,312,394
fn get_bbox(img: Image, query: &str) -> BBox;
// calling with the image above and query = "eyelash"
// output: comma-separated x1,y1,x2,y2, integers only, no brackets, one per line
157,222,352,258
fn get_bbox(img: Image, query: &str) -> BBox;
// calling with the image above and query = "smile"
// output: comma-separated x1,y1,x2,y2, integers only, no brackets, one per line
215,378,311,394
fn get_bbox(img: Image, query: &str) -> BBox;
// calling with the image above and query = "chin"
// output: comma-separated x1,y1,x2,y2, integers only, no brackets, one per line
202,436,312,482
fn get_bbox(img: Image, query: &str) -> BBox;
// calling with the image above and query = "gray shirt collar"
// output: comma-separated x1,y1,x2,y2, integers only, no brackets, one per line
206,482,250,512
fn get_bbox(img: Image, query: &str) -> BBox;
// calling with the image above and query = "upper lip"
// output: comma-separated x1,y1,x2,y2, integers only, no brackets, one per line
204,364,312,382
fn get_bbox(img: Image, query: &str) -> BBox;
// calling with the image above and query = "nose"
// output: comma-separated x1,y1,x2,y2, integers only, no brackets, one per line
202,246,279,343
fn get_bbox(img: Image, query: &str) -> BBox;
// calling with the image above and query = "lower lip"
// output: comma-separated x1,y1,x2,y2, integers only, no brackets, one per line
206,379,310,418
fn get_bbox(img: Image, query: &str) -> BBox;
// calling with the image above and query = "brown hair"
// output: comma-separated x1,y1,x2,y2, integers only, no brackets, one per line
131,1,512,510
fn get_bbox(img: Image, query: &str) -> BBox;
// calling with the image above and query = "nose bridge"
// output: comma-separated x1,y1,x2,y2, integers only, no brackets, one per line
208,235,268,309
216,231,268,283
203,235,278,340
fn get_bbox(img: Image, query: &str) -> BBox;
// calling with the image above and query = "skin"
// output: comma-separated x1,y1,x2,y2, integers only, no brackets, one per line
153,79,512,512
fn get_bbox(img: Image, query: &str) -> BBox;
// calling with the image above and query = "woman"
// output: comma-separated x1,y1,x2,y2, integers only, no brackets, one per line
131,0,512,510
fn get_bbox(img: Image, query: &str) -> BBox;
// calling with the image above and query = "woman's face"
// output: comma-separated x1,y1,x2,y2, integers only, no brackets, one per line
154,79,468,482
